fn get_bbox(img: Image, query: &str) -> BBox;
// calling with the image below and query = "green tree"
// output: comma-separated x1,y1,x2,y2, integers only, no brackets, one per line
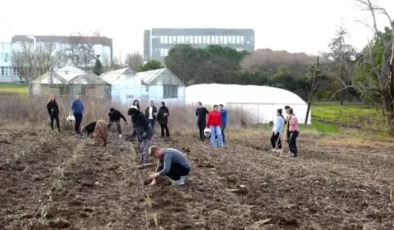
140,59,162,71
92,55,104,76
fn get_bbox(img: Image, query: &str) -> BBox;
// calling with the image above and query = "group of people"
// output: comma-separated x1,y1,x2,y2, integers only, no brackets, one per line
270,105,299,157
46,94,299,186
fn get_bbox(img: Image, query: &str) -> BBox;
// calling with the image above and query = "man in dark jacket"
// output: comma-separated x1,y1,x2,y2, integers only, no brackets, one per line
128,106,153,164
107,108,127,138
145,101,157,132
195,102,209,141
157,101,170,137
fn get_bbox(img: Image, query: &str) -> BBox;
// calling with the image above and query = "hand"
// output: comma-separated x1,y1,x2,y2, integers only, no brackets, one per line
149,179,157,186
149,172,159,180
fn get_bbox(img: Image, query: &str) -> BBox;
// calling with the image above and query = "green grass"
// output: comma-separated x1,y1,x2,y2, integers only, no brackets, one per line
0,83,28,94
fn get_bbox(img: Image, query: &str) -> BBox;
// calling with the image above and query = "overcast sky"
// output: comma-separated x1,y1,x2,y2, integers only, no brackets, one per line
1,0,393,61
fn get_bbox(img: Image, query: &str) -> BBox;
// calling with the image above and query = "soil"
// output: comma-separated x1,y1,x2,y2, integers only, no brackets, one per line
0,128,393,229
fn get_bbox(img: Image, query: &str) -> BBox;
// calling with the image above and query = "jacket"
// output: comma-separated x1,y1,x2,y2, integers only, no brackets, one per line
84,121,97,135
289,115,299,132
220,109,227,125
71,99,84,114
47,100,59,116
108,109,127,122
145,106,158,120
128,108,152,141
273,115,284,134
207,110,221,127
157,106,170,125
196,107,209,123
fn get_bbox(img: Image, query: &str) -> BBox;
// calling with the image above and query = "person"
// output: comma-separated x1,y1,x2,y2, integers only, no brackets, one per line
133,99,140,111
71,93,84,135
157,101,170,137
207,105,224,147
128,106,153,164
47,95,60,132
219,104,227,143
271,109,285,152
284,105,291,143
107,108,127,138
148,146,191,186
288,108,299,157
81,120,108,146
195,102,209,141
145,100,157,132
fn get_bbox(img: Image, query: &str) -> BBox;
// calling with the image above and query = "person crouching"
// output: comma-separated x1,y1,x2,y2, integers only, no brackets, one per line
148,146,191,186
81,120,108,146
128,106,153,164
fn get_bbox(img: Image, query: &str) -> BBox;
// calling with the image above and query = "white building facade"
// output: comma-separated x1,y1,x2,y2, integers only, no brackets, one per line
0,42,20,82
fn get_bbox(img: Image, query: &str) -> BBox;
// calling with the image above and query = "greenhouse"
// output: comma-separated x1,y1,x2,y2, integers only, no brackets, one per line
185,83,311,124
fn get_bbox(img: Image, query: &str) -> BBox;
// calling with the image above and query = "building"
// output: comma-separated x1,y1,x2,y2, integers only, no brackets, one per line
12,35,113,70
185,83,311,124
100,68,185,105
143,28,255,63
30,65,111,99
0,42,20,82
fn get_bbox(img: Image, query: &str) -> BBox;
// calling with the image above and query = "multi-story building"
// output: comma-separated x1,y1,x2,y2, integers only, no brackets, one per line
0,42,20,82
143,28,255,63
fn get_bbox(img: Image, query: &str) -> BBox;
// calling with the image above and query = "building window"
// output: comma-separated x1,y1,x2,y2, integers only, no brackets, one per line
169,36,173,44
198,36,202,44
240,36,244,45
224,36,228,44
4,53,9,61
1,66,4,76
185,36,190,44
14,67,18,75
146,85,149,92
163,85,178,98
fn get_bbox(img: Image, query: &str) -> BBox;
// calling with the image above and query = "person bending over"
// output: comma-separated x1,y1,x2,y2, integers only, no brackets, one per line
108,108,127,138
81,120,108,146
148,146,191,186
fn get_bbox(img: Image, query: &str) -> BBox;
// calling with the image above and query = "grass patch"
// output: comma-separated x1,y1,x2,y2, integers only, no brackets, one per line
311,102,380,122
0,83,28,94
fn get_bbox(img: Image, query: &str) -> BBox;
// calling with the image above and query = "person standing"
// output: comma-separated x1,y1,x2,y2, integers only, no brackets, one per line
288,109,299,157
219,104,227,143
47,95,60,132
148,146,191,186
195,102,209,141
145,100,157,132
207,105,224,147
271,109,285,152
81,120,108,146
71,93,84,135
128,106,153,164
157,101,170,137
133,99,140,111
107,108,127,138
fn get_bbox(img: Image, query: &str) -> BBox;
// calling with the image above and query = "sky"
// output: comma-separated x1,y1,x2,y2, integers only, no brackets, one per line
1,0,393,61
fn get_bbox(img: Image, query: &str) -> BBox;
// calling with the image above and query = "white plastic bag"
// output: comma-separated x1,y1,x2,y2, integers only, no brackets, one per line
66,113,75,122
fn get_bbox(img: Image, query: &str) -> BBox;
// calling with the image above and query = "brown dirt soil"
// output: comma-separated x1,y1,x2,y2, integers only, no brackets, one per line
0,128,393,229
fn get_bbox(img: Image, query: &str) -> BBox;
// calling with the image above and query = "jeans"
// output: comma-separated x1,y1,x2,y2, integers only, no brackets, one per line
270,132,282,149
149,119,155,132
158,162,190,180
197,121,205,140
50,115,60,131
221,124,226,143
210,125,224,147
160,124,170,137
289,131,299,157
107,120,122,134
74,113,83,134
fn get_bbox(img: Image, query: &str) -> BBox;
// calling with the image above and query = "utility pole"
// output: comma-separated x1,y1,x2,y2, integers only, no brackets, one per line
304,56,319,125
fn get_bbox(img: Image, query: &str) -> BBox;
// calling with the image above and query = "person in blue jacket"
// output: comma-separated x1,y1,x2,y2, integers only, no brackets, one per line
71,93,84,135
271,108,285,152
219,104,227,143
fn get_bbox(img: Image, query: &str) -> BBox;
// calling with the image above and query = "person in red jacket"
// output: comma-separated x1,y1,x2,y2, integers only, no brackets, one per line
206,105,224,147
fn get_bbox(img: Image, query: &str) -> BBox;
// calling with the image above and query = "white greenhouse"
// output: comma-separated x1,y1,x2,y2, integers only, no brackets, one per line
185,83,311,124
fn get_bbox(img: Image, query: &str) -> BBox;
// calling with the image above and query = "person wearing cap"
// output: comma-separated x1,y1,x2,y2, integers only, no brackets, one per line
128,105,153,164
107,108,127,138
148,146,191,186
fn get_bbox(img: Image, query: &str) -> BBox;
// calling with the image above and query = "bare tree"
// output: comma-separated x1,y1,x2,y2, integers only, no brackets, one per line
11,39,59,82
355,0,394,133
101,53,112,72
125,52,143,71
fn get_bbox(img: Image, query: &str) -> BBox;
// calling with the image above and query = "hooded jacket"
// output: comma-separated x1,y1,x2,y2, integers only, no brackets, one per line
47,100,59,116
108,108,127,122
157,102,170,125
128,107,152,141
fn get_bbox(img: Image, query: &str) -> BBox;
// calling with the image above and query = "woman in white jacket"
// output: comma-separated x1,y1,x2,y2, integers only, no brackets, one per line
271,109,285,152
